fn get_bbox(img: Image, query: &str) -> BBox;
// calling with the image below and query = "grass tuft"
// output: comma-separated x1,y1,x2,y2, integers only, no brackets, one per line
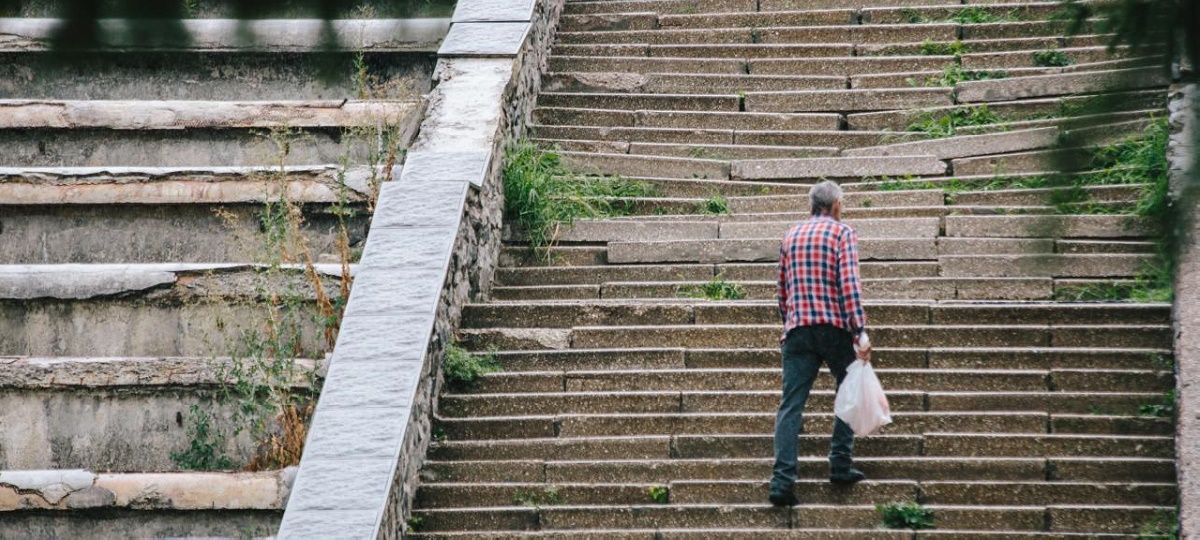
1032,49,1074,67
905,104,1005,138
920,63,1008,87
698,193,730,215
443,344,501,390
504,141,656,255
679,273,747,301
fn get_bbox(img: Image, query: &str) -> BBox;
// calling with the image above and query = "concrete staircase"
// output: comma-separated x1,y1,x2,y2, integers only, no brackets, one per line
411,0,1177,537
0,10,435,537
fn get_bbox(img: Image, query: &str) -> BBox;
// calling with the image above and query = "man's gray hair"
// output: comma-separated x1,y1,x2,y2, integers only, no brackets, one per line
809,180,843,215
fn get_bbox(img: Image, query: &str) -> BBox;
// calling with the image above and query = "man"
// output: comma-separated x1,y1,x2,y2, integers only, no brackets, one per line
769,180,872,507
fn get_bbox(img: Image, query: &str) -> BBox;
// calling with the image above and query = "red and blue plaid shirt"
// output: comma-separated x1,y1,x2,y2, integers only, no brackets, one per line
777,214,867,342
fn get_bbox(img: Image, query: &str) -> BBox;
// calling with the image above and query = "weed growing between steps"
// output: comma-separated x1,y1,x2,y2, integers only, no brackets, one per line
897,6,1018,25
648,485,669,504
905,105,1006,138
513,487,563,507
171,404,234,470
678,274,747,301
877,501,935,530
918,63,1008,88
697,193,730,215
504,140,656,256
443,343,501,390
1138,508,1180,539
1140,389,1178,418
919,40,967,57
1033,49,1074,67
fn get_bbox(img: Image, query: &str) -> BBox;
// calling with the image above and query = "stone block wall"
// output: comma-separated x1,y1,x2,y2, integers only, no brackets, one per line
1171,83,1200,539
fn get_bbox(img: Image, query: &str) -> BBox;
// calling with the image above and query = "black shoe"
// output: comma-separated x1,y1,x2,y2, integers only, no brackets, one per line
768,488,799,507
829,467,866,484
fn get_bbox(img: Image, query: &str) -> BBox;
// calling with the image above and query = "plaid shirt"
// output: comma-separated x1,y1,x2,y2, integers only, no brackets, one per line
777,214,867,342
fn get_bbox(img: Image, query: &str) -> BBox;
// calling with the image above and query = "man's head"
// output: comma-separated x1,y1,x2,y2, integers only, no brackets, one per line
809,180,843,220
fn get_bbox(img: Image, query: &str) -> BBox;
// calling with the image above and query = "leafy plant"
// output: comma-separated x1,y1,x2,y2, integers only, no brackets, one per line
171,404,234,470
1138,508,1180,539
443,344,501,389
1139,389,1177,418
906,104,1005,138
514,487,562,507
698,193,730,215
878,501,935,530
679,274,746,301
648,485,669,504
1032,49,1074,67
950,6,1014,24
922,63,1008,87
919,40,966,56
504,141,656,255
406,515,424,534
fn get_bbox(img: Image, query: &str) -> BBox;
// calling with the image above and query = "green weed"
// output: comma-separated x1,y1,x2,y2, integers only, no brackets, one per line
171,404,234,470
1138,508,1180,539
698,193,730,215
648,485,669,504
504,141,656,255
950,7,1015,24
406,515,424,534
443,344,501,390
679,273,746,301
1139,389,1177,418
922,63,1008,87
514,487,563,507
905,104,1005,138
919,40,967,56
1032,49,1074,67
878,501,935,530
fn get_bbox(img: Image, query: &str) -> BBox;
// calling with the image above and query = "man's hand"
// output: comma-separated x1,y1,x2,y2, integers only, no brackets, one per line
855,332,871,363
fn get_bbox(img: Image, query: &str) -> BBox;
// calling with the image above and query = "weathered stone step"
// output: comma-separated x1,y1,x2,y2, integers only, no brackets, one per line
547,55,746,74
846,90,1165,131
0,356,317,470
0,50,435,101
0,166,375,264
961,46,1133,70
945,215,1156,239
733,155,948,181
729,189,945,212
675,480,1174,506
534,107,842,131
545,72,847,95
563,0,757,16
538,216,940,242
422,457,1175,484
461,323,1171,351
940,253,1153,278
440,411,1171,440
750,55,953,77
0,469,290,538
951,184,1147,206
955,67,1168,103
863,3,1064,24
605,238,937,264
10,2,453,18
559,151,731,179
845,127,1059,160
658,10,859,30
0,99,421,167
0,17,446,50
492,276,1061,301
482,347,1170,372
0,264,338,357
745,88,953,113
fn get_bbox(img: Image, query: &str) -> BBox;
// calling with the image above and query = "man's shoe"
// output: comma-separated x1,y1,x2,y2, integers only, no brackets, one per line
829,467,866,484
768,489,799,507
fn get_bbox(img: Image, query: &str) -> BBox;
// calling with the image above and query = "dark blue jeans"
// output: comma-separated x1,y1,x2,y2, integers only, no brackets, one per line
770,324,856,492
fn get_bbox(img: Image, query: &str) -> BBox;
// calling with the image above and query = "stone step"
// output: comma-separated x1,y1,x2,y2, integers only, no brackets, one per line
951,184,1148,206
744,88,954,113
440,389,1157,417
730,189,946,212
955,67,1168,103
534,107,842,131
605,238,937,264
422,458,1174,489
845,91,1165,131
563,0,758,16
731,156,947,181
649,44,856,59
558,151,731,179
0,50,435,101
541,216,941,242
547,55,746,74
657,10,859,30
460,323,1171,351
945,215,1156,239
864,2,1065,24
439,410,1172,440
750,55,955,77
844,127,1059,160
0,469,289,538
0,264,338,357
0,356,318,471
0,166,374,264
545,72,847,94
961,46,1134,70
940,254,1154,278
478,347,1171,372
0,17,448,52
464,302,1170,328
0,99,421,167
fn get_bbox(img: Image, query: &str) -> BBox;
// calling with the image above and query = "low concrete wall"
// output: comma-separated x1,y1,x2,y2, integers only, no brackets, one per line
1171,83,1200,538
277,0,563,537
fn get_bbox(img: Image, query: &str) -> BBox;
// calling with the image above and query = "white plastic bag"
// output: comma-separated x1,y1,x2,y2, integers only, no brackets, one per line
834,360,892,436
